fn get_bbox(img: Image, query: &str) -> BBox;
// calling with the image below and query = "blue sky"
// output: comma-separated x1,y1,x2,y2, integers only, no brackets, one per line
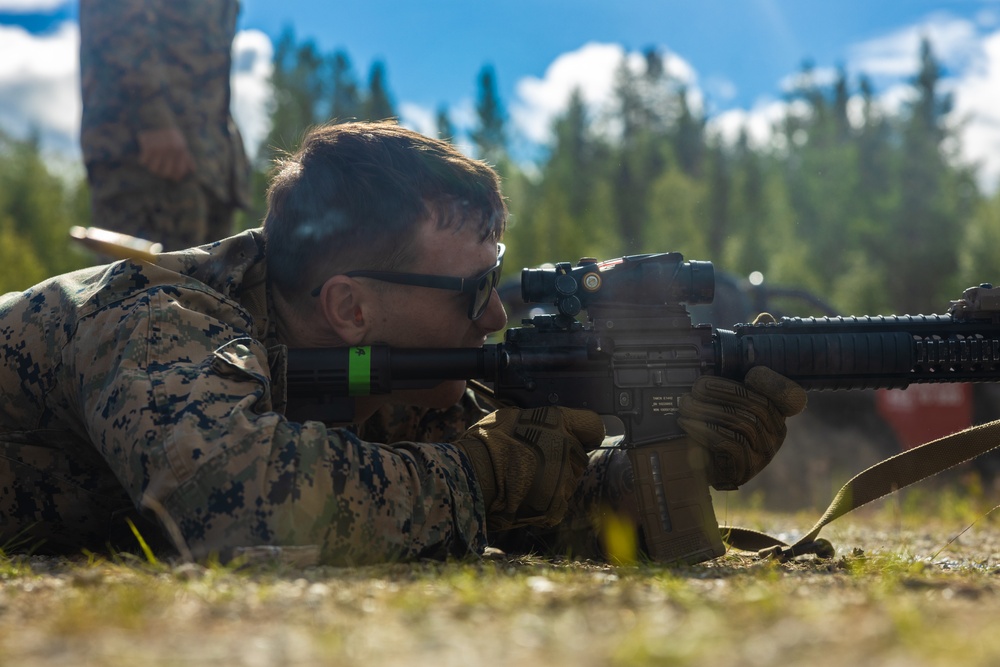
2,1,1000,189
236,0,992,114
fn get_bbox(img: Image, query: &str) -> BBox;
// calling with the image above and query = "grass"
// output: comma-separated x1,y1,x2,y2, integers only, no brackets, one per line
2,485,1000,666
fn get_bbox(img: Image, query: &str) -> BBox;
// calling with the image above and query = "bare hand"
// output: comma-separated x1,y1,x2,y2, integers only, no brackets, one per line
137,127,196,181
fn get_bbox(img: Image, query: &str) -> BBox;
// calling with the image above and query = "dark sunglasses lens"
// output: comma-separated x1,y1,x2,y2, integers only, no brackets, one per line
471,268,500,320
470,247,503,320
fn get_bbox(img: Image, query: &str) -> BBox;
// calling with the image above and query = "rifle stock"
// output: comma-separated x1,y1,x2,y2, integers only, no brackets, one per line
286,252,1000,564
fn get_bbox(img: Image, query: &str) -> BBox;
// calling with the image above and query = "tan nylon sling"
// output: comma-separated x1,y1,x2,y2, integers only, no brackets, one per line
722,417,1000,560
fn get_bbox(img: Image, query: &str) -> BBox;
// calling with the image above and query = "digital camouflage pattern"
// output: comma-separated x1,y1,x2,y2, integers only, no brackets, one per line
0,231,490,564
79,0,250,251
0,229,632,564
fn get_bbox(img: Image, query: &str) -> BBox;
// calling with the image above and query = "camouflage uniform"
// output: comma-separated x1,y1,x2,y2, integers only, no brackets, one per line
79,0,250,251
0,230,489,564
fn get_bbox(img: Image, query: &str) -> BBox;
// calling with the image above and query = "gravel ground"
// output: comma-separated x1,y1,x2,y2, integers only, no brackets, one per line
1,508,999,667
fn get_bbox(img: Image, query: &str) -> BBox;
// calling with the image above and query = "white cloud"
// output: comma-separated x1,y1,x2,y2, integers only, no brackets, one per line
510,42,630,145
445,98,478,158
398,102,436,138
703,75,738,105
230,29,274,160
501,32,1000,195
697,15,1000,194
508,42,700,147
0,22,79,156
848,12,981,81
726,15,985,154
397,98,476,158
779,65,841,95
976,7,1000,30
951,29,1000,191
847,14,1000,192
709,98,791,150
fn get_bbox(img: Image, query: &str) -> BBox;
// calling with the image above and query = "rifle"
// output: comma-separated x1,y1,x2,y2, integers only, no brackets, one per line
285,251,1000,564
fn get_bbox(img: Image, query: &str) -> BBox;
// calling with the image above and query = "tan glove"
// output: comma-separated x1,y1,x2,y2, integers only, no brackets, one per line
454,406,604,531
677,365,807,490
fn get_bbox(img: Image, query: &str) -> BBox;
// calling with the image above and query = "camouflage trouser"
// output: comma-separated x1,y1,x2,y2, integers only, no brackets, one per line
0,435,635,562
0,436,171,555
87,163,237,252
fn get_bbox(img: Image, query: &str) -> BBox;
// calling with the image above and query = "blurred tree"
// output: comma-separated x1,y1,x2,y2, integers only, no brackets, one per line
435,104,456,143
363,61,397,121
781,61,861,290
505,88,617,271
722,132,763,275
886,37,978,314
958,188,1000,288
469,65,508,169
645,166,709,259
0,132,90,292
610,52,662,251
704,141,731,260
832,74,897,314
241,33,990,322
832,64,852,143
551,89,599,220
670,85,706,178
261,28,326,157
330,51,362,122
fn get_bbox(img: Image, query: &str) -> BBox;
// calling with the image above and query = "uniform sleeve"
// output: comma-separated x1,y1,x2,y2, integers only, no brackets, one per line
358,392,492,445
72,285,489,565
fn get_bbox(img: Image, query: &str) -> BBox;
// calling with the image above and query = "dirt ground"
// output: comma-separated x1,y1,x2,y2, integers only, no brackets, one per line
1,505,999,667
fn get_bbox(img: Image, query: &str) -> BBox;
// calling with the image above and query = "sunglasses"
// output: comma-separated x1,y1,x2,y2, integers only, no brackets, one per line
310,243,505,321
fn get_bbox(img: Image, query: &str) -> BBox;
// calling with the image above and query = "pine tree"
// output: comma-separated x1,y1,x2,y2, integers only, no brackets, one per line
435,105,456,143
781,59,862,297
261,28,326,158
958,189,1000,288
0,132,89,290
610,54,662,252
363,61,396,121
469,65,507,167
330,51,362,122
887,37,977,313
670,86,706,178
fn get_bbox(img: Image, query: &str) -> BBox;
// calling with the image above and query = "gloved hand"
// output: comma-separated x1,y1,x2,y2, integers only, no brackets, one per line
677,365,807,490
454,406,604,531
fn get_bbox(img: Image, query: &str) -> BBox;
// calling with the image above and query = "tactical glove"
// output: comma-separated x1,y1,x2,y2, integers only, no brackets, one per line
677,365,807,490
454,406,603,531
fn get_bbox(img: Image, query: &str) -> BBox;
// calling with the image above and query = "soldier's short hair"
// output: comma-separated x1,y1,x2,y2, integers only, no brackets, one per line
263,121,507,303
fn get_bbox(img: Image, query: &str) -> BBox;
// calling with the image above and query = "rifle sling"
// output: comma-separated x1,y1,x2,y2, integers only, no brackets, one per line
723,417,1000,561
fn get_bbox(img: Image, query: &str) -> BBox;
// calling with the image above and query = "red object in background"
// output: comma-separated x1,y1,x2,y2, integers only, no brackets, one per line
875,384,974,450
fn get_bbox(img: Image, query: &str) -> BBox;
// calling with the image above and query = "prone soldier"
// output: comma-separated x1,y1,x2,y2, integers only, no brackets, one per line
0,121,804,564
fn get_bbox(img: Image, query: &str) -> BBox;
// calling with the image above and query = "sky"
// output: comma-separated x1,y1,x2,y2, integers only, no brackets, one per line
2,1,1000,191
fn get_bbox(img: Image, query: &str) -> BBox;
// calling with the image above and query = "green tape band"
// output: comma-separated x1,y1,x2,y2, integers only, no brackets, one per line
348,346,372,395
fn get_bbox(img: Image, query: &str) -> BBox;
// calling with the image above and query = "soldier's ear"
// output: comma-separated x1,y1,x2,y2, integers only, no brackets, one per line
317,276,370,346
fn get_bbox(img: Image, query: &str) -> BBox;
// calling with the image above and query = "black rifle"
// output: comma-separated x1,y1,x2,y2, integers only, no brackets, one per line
285,252,1000,564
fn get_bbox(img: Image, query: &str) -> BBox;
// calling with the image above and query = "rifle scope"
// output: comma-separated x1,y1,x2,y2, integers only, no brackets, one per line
520,252,714,317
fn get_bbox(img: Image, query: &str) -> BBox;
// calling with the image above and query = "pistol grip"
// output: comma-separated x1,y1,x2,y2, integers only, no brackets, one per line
627,437,725,564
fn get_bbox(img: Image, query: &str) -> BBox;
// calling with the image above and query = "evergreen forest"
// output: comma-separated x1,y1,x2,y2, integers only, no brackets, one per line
3,32,1000,318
